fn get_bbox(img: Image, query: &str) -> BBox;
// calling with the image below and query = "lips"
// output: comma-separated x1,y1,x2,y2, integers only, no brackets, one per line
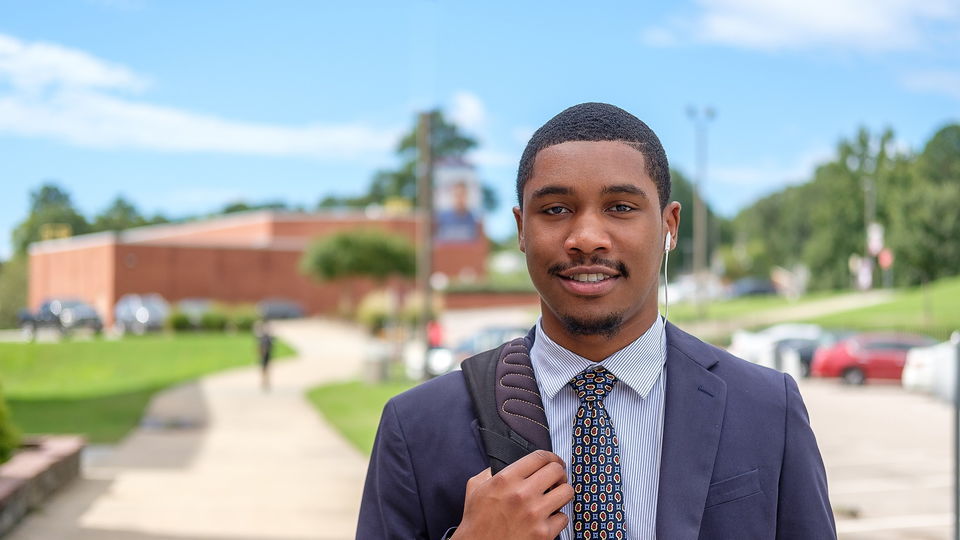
553,264,623,296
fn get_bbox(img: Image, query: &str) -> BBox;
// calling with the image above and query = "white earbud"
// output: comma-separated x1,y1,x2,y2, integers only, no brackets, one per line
664,231,672,252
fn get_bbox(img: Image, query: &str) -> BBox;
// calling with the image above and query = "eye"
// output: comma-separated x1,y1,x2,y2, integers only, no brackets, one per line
543,206,570,216
608,203,636,213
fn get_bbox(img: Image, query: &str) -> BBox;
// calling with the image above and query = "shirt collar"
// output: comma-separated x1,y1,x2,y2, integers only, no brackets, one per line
530,316,667,401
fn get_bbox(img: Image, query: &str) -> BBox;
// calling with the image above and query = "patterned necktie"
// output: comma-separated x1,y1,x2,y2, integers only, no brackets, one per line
569,366,626,540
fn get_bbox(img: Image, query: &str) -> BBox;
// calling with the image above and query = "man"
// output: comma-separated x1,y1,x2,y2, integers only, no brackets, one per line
357,103,835,539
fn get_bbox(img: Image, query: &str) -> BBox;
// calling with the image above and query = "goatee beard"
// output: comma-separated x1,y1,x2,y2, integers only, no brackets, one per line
559,311,624,339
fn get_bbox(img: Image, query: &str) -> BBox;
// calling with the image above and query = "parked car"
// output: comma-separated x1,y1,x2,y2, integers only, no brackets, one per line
902,332,960,402
257,298,304,320
777,329,856,377
114,293,170,334
729,324,823,380
408,325,530,379
19,298,103,338
728,277,778,298
811,332,938,385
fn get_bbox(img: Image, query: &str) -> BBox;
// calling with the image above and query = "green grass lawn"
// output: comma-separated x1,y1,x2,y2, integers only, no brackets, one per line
0,333,295,443
802,275,960,339
306,379,416,455
666,289,839,323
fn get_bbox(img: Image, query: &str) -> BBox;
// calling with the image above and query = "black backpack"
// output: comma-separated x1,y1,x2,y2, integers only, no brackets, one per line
460,332,552,473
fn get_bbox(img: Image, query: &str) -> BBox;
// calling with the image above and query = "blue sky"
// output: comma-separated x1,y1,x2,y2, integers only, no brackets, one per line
1,0,958,259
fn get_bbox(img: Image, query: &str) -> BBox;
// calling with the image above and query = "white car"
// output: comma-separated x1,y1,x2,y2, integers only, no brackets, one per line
902,332,960,402
728,324,823,380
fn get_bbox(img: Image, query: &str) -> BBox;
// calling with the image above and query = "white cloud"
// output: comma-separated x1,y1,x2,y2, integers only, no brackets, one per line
0,33,399,158
901,70,960,101
644,0,959,52
449,91,487,132
0,34,147,92
710,145,833,188
472,148,518,168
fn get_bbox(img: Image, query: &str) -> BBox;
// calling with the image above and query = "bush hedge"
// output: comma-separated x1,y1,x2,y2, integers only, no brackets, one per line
0,381,21,463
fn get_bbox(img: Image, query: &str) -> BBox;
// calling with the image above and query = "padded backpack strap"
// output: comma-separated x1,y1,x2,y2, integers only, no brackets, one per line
461,332,551,474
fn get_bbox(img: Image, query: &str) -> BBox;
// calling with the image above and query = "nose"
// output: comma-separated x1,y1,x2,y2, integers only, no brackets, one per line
563,211,611,255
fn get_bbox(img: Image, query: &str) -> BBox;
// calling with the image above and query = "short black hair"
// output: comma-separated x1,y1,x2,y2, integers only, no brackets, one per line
516,102,670,210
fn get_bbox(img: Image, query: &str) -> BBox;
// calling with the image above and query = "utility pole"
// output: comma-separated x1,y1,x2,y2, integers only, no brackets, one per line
954,331,960,540
416,112,434,367
687,106,715,318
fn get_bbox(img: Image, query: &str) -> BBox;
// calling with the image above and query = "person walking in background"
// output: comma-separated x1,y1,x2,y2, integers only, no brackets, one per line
254,320,274,392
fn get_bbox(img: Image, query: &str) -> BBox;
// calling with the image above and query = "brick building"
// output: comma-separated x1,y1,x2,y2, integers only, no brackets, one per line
28,210,489,326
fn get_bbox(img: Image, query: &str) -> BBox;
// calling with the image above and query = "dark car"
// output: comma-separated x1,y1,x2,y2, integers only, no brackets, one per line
729,277,778,298
19,298,103,338
114,293,170,334
811,332,938,384
257,298,304,320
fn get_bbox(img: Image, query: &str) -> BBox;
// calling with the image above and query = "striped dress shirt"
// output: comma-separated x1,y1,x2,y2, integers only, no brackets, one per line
530,316,667,540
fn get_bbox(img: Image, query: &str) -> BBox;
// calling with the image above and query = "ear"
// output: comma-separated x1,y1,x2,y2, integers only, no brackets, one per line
663,201,681,251
513,206,525,252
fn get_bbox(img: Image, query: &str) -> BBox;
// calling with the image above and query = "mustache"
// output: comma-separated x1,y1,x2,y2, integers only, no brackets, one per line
547,257,629,279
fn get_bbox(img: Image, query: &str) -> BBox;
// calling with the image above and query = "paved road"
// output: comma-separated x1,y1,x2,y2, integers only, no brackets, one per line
803,379,952,539
7,319,368,540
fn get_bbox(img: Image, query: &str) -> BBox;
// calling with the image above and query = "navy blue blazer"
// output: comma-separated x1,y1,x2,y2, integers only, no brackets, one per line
357,323,836,539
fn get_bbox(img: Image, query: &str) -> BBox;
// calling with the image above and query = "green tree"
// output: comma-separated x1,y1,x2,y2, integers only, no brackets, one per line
731,127,901,291
221,201,289,214
300,229,416,378
12,183,90,255
318,110,497,211
0,255,28,329
888,181,960,284
885,125,960,285
915,124,960,184
300,229,415,284
91,196,148,232
668,168,730,277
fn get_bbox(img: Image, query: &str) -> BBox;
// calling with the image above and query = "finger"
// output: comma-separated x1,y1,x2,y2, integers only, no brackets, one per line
541,481,575,515
501,450,565,480
525,460,568,494
465,467,492,496
546,511,570,538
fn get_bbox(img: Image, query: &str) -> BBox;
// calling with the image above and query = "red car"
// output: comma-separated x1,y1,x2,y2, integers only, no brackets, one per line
811,333,937,385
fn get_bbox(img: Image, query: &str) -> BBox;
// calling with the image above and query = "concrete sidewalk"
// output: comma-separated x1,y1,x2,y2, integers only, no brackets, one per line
8,319,369,540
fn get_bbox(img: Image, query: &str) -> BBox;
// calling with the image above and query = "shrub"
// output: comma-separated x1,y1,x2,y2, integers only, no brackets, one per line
399,290,445,326
0,256,27,330
356,290,392,335
166,309,193,332
200,309,228,332
229,304,259,332
0,381,21,463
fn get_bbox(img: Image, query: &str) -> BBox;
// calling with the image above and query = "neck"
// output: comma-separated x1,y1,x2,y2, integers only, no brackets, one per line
540,307,661,362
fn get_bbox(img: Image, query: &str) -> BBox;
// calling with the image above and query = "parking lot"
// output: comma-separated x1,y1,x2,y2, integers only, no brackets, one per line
802,379,953,539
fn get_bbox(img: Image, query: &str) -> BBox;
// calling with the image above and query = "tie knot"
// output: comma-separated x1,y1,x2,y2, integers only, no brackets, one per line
569,366,618,403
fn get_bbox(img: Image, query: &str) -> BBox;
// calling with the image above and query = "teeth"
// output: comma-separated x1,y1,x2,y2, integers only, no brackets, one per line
572,273,608,282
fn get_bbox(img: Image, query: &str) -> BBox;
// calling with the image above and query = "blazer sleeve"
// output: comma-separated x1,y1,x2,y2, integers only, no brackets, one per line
776,374,837,540
357,398,430,540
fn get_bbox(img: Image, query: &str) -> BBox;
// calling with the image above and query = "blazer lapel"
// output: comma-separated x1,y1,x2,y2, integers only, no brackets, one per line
655,323,727,540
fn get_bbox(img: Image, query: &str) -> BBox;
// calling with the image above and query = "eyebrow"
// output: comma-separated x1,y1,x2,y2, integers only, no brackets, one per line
529,185,573,200
601,184,649,199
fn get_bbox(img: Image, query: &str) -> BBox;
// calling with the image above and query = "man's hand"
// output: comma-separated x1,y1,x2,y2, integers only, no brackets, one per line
452,450,574,540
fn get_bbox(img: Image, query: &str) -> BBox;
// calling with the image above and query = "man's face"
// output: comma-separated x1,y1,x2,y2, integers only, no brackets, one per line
514,140,680,341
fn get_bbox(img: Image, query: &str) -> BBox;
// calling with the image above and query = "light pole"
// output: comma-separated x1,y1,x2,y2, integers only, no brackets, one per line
416,112,434,375
687,105,715,318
